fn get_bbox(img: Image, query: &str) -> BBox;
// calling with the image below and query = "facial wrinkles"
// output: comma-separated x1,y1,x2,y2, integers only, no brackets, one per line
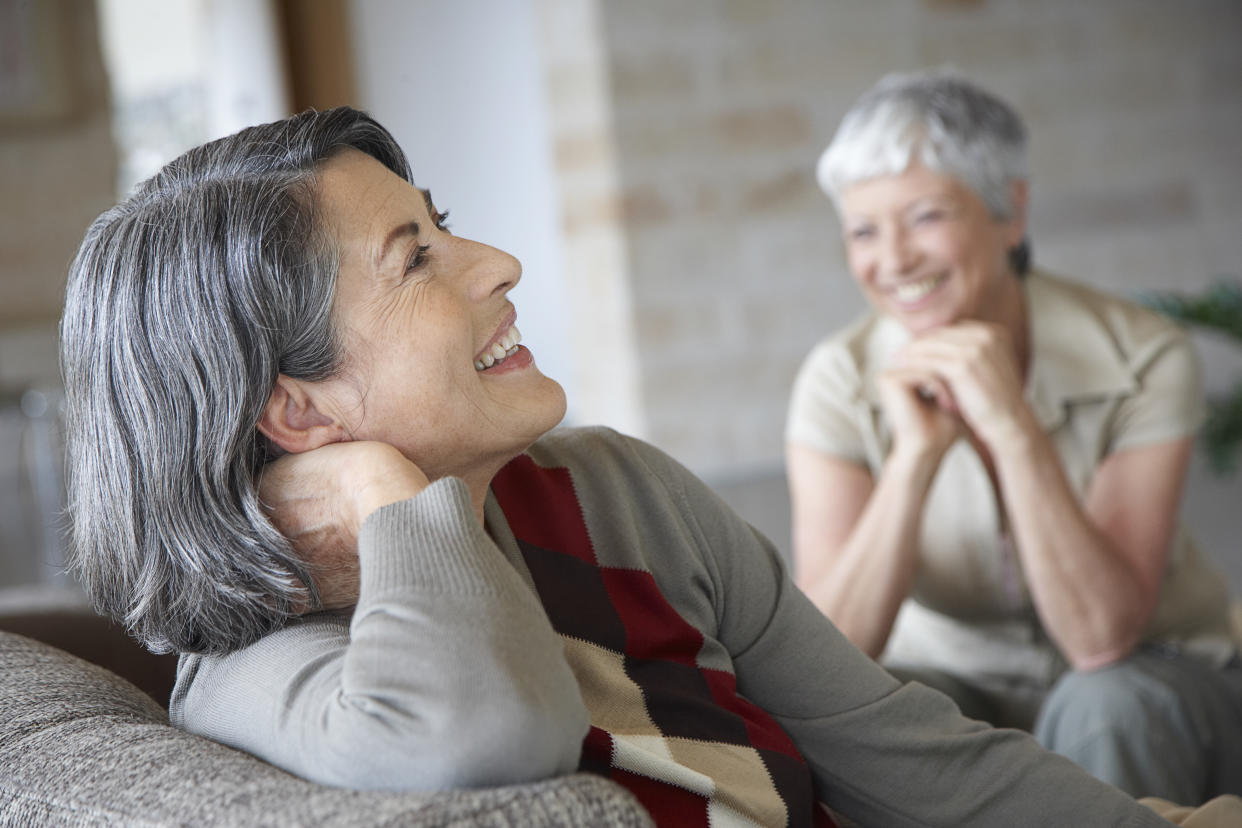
327,259,431,432
457,371,501,427
368,259,430,330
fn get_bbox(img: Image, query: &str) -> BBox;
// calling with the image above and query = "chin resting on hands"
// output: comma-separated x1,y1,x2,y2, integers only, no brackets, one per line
896,321,1034,448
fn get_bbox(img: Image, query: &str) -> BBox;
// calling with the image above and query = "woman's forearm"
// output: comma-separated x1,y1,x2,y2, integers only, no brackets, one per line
796,449,942,657
989,418,1153,668
895,321,1175,668
173,477,588,791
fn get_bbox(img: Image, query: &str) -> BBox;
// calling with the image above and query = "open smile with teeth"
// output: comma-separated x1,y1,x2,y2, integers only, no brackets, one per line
891,273,948,304
474,325,522,370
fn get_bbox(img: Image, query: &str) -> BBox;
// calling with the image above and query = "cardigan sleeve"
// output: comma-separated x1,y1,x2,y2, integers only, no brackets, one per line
170,476,589,792
632,438,1172,828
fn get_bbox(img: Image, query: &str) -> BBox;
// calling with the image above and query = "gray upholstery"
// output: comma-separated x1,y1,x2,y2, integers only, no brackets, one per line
0,630,652,827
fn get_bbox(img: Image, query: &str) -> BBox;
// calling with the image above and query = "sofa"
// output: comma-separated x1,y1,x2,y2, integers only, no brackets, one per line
4,592,1241,828
0,595,653,827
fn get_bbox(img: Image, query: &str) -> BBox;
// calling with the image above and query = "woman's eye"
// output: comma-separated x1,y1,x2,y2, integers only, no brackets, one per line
848,226,875,241
406,243,431,272
915,209,945,224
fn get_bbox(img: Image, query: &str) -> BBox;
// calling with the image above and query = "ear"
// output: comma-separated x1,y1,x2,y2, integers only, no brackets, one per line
257,375,349,454
1004,178,1030,245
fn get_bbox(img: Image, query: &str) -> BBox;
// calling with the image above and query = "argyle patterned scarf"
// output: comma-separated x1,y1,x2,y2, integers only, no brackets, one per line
493,454,836,828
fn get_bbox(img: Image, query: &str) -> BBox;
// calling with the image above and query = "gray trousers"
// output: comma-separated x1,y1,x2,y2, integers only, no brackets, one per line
889,647,1242,803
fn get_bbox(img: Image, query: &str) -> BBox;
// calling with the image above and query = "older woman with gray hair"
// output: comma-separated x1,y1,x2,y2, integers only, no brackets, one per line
787,68,1242,803
61,105,1185,826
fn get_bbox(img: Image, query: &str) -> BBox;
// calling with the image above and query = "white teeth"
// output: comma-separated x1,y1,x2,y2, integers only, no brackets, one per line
474,325,523,371
893,274,946,303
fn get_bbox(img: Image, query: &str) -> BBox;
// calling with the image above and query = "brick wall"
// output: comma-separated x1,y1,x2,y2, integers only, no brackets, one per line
534,0,648,438
540,0,1241,474
536,0,1242,585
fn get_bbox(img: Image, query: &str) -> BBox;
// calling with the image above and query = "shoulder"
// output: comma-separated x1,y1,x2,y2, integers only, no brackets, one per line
527,425,686,485
1029,271,1193,372
512,427,727,579
803,312,884,372
792,312,889,401
522,425,721,529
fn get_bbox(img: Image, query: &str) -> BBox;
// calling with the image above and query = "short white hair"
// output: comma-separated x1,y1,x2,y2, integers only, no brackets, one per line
817,68,1028,219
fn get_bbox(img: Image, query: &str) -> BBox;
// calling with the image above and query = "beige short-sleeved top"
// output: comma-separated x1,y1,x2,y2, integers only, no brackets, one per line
787,271,1237,687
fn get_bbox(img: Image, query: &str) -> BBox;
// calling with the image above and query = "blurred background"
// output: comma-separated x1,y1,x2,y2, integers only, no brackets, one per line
0,0,1239,598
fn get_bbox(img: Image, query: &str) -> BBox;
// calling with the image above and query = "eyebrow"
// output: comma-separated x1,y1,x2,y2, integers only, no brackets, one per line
375,220,420,272
373,189,437,272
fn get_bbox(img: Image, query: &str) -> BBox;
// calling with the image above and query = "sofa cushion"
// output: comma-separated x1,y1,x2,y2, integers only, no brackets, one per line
0,605,178,708
0,631,652,827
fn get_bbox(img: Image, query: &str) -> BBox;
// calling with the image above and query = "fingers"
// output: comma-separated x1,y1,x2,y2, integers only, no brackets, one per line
913,320,1009,347
258,441,432,560
903,322,1016,376
901,322,1021,394
893,322,1036,448
882,366,958,415
877,366,964,460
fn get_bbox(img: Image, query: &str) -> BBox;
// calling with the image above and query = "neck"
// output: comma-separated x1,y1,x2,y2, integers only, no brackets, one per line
467,478,490,524
984,270,1031,379
460,454,518,525
453,431,553,525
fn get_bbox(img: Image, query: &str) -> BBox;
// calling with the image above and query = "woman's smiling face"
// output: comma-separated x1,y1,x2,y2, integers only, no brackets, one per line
838,162,1026,335
311,149,566,485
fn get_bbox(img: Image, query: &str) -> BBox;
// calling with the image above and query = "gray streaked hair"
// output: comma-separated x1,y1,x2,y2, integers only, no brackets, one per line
817,68,1029,220
60,107,412,655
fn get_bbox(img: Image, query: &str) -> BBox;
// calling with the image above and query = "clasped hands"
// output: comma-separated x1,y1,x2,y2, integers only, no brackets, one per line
880,321,1032,460
259,441,430,611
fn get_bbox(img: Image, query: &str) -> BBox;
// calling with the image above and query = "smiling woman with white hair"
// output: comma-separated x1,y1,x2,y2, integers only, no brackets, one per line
787,68,1242,802
61,105,1185,826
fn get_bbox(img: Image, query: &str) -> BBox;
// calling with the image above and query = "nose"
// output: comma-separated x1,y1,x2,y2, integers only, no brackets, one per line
878,225,918,275
459,237,522,301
